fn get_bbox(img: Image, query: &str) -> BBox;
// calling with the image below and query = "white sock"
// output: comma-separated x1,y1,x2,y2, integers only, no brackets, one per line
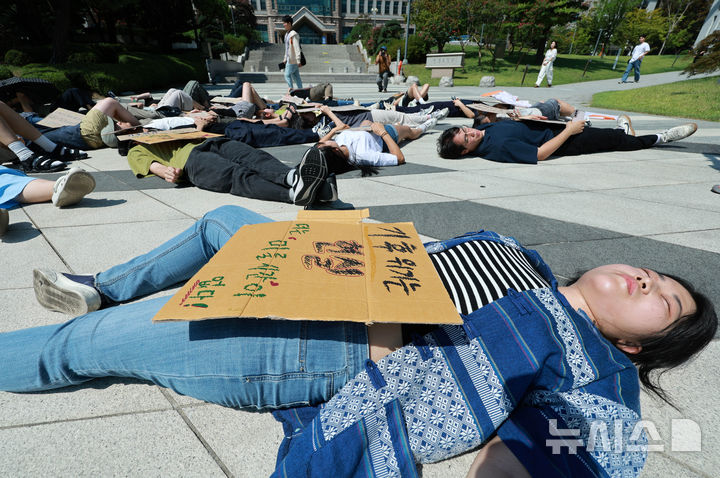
654,134,663,145
32,135,57,153
418,97,427,104
286,169,297,186
418,122,431,133
8,141,34,162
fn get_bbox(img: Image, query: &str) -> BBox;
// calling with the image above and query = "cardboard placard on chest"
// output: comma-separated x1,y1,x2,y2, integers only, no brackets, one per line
153,209,461,325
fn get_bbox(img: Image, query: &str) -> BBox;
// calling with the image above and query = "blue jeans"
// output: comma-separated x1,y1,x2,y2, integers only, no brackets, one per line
43,124,89,150
621,59,642,82
284,63,303,89
0,206,368,409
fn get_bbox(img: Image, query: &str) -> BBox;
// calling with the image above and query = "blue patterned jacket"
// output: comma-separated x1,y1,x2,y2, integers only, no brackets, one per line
272,230,647,477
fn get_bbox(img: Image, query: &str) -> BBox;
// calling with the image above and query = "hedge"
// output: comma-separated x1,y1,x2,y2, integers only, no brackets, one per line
14,51,206,94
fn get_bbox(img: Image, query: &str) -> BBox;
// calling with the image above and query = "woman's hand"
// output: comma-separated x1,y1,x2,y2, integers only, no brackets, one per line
370,122,386,136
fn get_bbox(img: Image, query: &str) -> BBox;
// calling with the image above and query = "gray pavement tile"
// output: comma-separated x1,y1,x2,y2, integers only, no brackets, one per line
0,231,66,289
181,405,283,477
636,340,720,476
372,170,573,200
651,230,720,254
0,379,170,427
0,288,63,331
40,219,196,273
141,187,299,218
420,450,477,477
368,201,626,245
21,190,189,228
0,411,225,477
611,183,720,214
475,191,720,236
338,177,456,207
484,159,713,191
640,453,707,478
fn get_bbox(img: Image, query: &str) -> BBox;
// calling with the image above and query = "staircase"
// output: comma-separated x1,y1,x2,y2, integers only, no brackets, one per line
225,43,376,84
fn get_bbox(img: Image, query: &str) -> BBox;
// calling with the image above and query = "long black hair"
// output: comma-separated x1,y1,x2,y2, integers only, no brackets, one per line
629,273,716,407
316,144,379,177
568,271,717,407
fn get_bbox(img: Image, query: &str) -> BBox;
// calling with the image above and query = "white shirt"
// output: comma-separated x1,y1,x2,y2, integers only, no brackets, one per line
145,117,195,130
543,48,557,65
630,42,650,62
335,130,399,167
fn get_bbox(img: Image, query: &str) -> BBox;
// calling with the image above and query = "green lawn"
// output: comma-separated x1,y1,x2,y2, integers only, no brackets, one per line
591,76,720,122
403,45,692,87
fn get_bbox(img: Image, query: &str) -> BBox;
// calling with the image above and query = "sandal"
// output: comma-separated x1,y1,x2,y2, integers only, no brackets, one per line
19,154,67,173
49,145,89,161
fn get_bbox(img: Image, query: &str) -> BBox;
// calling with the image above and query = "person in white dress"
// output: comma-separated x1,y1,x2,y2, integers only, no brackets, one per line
535,41,557,87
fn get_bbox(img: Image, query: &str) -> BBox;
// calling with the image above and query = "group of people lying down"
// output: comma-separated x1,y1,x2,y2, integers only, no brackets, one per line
0,81,700,238
1,80,717,477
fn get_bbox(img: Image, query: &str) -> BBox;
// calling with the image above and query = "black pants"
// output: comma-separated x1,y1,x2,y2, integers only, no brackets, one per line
221,120,319,147
556,127,656,156
184,138,291,203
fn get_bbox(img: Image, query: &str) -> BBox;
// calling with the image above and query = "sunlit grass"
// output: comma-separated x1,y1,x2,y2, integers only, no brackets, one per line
591,76,720,122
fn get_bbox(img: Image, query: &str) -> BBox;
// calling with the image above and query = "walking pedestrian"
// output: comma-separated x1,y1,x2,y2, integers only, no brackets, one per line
620,35,650,83
282,15,303,90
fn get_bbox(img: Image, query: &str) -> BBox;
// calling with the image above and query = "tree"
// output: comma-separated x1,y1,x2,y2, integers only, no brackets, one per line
411,0,465,53
612,8,667,54
683,30,720,75
512,0,584,63
657,0,692,55
586,0,641,56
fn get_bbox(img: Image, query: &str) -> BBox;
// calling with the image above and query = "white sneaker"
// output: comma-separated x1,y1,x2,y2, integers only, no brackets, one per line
659,123,698,143
52,167,96,207
420,106,434,115
420,118,438,132
616,114,635,136
33,269,101,315
0,209,8,237
431,108,450,120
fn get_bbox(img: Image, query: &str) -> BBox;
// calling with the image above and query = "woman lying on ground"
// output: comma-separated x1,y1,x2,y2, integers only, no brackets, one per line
13,205,716,477
314,106,439,172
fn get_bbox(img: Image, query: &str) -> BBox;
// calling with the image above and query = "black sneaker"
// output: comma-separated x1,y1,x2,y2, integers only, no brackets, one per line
19,154,67,173
48,145,89,161
292,148,328,206
316,174,338,202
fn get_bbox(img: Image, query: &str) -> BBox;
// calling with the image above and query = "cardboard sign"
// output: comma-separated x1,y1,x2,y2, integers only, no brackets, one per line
37,108,85,128
211,96,244,104
116,129,222,144
467,103,513,115
153,210,461,325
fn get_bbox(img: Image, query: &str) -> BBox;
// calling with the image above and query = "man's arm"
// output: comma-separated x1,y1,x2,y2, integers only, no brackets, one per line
453,99,476,119
536,120,584,161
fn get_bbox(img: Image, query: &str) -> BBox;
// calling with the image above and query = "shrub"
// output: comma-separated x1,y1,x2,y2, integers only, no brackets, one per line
4,49,32,66
224,34,248,55
386,35,430,64
67,52,99,64
16,64,72,91
0,65,13,80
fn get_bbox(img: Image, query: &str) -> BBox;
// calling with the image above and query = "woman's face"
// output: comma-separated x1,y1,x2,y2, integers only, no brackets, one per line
575,265,696,346
550,41,557,49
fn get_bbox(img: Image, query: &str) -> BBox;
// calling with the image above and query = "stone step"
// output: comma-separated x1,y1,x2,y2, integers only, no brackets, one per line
217,72,377,84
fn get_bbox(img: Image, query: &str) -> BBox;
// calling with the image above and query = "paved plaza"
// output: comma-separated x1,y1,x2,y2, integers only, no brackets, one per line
1,73,719,477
